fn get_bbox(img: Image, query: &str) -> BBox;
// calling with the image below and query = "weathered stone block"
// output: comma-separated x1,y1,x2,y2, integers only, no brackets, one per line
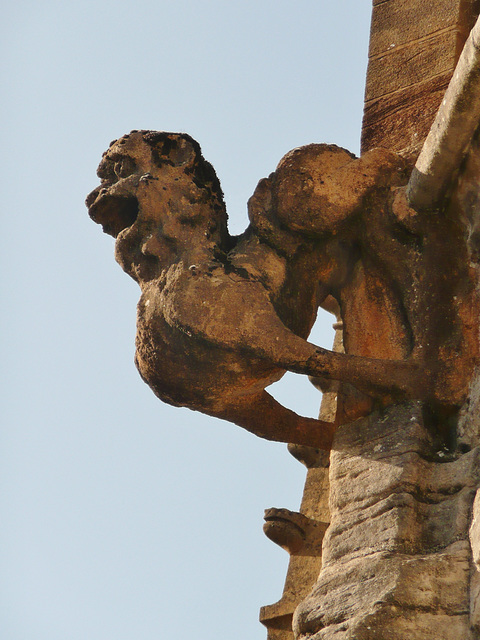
293,404,480,639
369,0,469,55
362,74,451,157
365,31,458,102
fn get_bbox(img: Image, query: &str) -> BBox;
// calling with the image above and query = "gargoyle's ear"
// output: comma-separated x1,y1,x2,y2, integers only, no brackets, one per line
248,177,273,230
250,177,272,209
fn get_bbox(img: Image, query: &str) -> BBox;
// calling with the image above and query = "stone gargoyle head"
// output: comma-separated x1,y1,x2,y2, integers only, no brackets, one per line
86,131,230,285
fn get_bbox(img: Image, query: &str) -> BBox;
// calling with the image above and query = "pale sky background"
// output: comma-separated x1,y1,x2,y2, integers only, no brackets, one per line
2,2,372,638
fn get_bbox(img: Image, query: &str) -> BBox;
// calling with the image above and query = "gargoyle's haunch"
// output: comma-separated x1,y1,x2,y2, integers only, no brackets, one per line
86,130,478,448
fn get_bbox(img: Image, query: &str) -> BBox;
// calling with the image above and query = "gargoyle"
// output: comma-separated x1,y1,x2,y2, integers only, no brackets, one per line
86,130,478,449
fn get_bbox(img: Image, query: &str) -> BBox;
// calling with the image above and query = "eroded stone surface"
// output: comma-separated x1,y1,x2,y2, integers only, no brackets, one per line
293,403,480,639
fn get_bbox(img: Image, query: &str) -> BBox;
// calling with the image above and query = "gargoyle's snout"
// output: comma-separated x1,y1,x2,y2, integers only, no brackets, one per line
86,187,139,239
263,508,308,554
263,508,328,556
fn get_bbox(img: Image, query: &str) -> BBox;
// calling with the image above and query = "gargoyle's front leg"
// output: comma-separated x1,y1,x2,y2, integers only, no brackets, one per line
229,304,430,402
299,347,428,402
246,314,429,402
214,390,336,450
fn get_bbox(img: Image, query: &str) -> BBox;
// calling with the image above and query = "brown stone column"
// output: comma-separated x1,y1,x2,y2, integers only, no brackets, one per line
361,0,480,158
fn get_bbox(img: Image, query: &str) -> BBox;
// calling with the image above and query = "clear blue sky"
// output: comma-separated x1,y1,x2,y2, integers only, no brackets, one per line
1,2,371,638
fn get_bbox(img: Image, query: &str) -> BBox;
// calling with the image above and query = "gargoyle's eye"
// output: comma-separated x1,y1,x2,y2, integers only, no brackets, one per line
114,156,137,178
